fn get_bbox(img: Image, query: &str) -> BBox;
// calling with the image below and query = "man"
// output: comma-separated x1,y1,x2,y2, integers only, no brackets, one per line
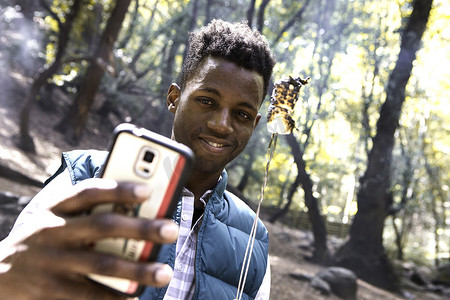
0,19,275,299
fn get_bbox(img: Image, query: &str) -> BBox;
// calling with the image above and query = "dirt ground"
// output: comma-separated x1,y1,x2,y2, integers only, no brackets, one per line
0,69,447,300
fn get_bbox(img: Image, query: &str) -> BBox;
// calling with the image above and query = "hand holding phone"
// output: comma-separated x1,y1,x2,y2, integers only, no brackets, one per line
0,171,179,299
88,123,194,296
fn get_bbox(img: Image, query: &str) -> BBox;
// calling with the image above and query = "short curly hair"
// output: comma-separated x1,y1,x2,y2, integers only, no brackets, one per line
179,19,276,101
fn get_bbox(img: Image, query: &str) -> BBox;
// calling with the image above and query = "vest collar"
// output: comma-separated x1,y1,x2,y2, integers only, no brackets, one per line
206,170,228,212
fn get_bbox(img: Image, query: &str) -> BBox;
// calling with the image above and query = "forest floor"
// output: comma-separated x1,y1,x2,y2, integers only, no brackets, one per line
0,69,447,300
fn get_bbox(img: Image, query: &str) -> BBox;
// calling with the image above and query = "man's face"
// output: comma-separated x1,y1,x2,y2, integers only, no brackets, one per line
168,56,264,177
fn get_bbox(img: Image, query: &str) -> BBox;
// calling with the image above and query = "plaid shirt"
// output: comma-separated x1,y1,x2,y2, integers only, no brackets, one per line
163,189,270,300
162,189,207,299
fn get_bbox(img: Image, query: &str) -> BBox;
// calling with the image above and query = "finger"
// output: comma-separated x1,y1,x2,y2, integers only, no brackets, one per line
35,216,179,247
55,277,128,300
39,249,173,288
29,274,127,300
52,179,151,215
2,254,126,300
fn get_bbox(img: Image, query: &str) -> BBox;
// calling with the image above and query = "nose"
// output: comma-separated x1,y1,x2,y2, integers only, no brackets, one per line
207,109,234,136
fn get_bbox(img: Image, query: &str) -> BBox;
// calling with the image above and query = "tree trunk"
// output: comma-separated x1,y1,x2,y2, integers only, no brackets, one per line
388,132,416,261
180,0,200,64
256,0,271,33
391,216,404,260
117,0,140,50
246,0,256,27
188,0,200,31
272,0,311,45
423,142,445,267
236,150,256,192
269,172,300,223
332,0,433,291
204,0,212,25
155,38,182,136
56,0,132,144
17,0,82,153
275,167,292,209
286,133,329,264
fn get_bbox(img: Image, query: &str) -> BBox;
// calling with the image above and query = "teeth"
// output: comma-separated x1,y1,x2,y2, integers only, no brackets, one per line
207,141,224,148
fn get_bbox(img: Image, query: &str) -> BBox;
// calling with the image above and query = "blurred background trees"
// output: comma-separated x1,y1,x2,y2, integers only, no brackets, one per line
1,0,448,291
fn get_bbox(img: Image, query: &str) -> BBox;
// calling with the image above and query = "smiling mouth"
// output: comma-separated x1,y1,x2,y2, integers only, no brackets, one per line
200,137,229,151
206,141,225,148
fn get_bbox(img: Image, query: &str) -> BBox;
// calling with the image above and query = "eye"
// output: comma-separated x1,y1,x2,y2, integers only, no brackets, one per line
235,110,252,121
197,97,214,106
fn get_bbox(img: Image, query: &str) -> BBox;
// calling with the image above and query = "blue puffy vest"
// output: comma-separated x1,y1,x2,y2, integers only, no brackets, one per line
52,150,269,300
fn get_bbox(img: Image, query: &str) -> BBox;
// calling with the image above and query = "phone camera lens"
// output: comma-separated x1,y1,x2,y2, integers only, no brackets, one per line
143,151,155,163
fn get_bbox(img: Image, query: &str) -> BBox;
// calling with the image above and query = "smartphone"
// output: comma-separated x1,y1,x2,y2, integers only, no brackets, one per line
88,123,194,296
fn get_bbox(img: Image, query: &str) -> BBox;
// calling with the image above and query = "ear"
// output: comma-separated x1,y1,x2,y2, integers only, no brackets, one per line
253,113,261,129
167,83,181,113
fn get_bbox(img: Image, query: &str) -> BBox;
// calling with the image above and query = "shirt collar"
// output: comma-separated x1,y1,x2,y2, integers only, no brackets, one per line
182,175,222,209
